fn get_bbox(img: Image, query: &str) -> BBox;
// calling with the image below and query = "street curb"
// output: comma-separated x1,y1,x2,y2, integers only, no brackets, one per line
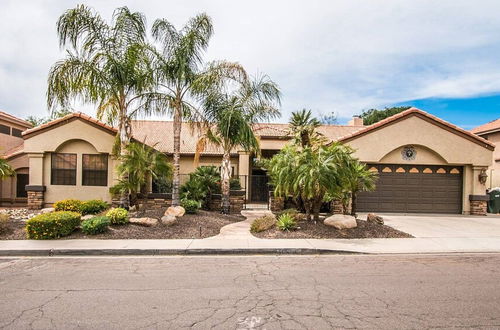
0,248,366,257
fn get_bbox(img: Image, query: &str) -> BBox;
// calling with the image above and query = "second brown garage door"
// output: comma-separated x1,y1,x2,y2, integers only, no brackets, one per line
357,164,463,214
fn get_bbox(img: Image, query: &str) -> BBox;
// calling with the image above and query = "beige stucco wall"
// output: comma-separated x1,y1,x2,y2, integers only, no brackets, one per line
41,139,118,205
0,154,29,204
345,115,493,214
23,119,115,154
484,132,500,188
23,119,119,206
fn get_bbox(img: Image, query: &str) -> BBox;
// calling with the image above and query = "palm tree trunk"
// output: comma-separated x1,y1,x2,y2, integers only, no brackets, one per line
171,104,182,206
221,151,231,214
313,198,322,222
350,192,357,217
118,110,130,209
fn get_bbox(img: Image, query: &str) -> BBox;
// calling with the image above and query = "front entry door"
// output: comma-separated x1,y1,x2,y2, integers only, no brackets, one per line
16,174,29,198
251,175,269,202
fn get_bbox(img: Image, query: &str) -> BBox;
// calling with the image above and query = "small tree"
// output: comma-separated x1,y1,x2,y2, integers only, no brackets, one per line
0,158,15,180
115,142,172,205
342,160,378,217
360,106,411,125
267,143,351,222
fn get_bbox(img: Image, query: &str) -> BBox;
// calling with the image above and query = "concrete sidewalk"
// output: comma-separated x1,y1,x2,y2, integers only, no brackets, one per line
1,236,500,256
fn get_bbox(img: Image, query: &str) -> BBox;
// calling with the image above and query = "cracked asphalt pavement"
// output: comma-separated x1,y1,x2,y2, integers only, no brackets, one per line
1,254,500,329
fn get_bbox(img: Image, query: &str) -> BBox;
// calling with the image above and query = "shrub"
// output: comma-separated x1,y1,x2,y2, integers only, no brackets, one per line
54,199,83,213
250,215,276,233
277,208,298,218
0,213,9,233
181,199,201,214
277,213,297,231
80,200,108,215
26,211,81,239
106,208,129,225
229,177,242,190
81,216,110,235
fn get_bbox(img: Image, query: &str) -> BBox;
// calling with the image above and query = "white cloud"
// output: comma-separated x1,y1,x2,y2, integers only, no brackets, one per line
1,0,500,122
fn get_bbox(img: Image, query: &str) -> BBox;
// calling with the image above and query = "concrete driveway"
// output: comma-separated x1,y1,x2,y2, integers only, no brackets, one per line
362,213,500,238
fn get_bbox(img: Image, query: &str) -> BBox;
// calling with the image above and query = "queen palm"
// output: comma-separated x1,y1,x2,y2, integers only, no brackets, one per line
47,5,157,208
150,14,246,206
195,75,281,214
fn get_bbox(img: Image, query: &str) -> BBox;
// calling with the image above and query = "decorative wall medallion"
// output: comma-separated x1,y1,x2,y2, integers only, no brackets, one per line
401,146,416,161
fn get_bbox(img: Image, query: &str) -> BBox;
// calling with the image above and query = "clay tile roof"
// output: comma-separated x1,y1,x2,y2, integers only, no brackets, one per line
22,112,117,137
471,118,500,135
337,107,495,150
2,144,24,159
0,110,32,128
131,121,365,154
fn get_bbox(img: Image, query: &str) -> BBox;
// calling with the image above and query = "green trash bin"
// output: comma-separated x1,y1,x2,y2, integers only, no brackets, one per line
488,189,500,214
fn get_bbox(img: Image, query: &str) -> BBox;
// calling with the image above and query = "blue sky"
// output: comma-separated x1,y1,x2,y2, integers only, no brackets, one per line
389,94,500,129
1,0,500,130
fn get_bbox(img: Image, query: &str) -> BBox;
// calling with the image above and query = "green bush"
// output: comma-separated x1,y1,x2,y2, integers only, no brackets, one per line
181,199,201,214
229,177,242,190
250,215,276,233
26,211,81,239
0,213,9,234
81,216,110,235
277,208,298,218
106,208,129,225
54,199,83,213
277,213,297,231
80,200,108,215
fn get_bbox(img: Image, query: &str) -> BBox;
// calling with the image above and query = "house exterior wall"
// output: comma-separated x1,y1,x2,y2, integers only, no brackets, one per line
0,154,29,206
482,132,500,188
344,115,493,214
23,119,119,206
0,116,30,155
41,140,119,205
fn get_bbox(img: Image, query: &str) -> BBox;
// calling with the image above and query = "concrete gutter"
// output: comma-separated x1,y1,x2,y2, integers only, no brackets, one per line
1,237,500,256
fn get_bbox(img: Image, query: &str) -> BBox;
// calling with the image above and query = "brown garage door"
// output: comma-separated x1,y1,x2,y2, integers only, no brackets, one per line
357,164,463,214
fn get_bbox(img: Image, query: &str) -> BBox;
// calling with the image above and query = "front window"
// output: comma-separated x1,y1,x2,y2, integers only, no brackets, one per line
82,154,108,186
51,153,77,185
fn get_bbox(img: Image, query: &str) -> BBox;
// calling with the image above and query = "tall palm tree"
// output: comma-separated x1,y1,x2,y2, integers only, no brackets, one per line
288,109,324,148
47,5,157,208
150,14,247,206
0,158,14,179
195,75,281,214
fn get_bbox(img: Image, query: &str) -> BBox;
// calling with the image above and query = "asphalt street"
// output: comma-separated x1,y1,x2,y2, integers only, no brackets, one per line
1,254,500,329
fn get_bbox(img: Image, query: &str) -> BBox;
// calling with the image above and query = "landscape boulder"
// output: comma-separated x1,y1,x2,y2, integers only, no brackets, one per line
165,206,185,217
41,208,55,214
324,214,357,229
367,213,384,225
81,214,95,221
161,215,177,226
129,217,158,227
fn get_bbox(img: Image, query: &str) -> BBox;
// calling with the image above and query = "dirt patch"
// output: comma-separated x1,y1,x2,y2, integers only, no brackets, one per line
0,209,244,240
253,219,413,239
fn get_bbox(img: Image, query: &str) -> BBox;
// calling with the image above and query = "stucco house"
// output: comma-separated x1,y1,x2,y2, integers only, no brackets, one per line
471,118,500,189
0,107,494,215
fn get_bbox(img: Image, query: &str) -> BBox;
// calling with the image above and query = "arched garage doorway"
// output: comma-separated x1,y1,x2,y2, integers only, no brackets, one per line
357,164,463,214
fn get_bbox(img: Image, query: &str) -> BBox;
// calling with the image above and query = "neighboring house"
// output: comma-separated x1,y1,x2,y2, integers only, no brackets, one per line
471,118,500,189
0,111,32,206
0,108,494,215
